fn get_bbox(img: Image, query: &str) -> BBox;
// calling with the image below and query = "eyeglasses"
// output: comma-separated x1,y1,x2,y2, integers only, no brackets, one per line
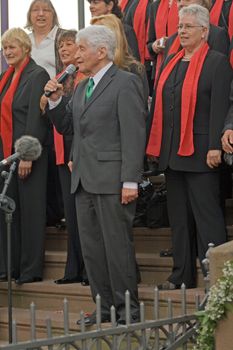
31,8,52,13
177,24,204,31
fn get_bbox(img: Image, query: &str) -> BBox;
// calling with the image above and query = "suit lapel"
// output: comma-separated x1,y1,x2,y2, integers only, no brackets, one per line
79,65,118,118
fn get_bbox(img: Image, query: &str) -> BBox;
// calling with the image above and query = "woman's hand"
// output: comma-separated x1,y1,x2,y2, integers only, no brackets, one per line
152,37,167,54
44,78,63,101
18,160,32,179
221,129,233,153
206,150,222,168
40,94,48,114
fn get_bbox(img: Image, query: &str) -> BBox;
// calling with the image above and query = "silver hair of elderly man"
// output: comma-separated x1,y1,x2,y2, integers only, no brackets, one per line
76,25,117,61
179,4,210,29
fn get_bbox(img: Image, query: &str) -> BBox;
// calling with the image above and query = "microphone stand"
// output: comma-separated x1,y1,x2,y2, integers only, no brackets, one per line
0,161,17,344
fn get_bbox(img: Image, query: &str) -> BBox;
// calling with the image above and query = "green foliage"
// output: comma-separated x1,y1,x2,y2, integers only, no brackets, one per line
194,260,233,350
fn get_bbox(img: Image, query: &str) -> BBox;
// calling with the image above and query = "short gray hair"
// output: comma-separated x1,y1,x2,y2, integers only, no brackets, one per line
179,4,210,29
76,25,116,61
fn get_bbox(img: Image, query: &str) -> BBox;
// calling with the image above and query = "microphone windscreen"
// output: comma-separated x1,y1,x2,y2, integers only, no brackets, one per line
65,64,76,76
14,136,42,161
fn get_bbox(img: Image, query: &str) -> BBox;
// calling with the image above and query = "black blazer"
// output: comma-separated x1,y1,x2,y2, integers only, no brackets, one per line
0,58,50,154
164,24,230,58
156,50,232,172
147,0,161,59
123,23,140,60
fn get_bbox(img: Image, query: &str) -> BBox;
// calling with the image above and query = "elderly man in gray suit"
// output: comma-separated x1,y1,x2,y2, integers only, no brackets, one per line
45,25,146,326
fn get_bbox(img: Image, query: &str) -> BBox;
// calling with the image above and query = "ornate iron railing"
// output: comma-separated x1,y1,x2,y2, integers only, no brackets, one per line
0,285,205,350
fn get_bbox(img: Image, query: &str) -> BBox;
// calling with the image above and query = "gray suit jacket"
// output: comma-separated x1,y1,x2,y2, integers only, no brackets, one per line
48,64,146,194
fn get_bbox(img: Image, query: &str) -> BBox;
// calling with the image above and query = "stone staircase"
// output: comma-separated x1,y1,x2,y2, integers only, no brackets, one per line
0,177,232,343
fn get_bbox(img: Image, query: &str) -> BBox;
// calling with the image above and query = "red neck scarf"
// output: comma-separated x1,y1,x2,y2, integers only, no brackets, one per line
54,70,85,165
210,0,233,38
133,0,149,63
0,56,30,158
155,0,179,39
154,0,179,81
147,43,209,157
120,0,130,12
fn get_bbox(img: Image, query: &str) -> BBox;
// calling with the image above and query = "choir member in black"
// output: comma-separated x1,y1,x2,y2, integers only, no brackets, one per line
87,0,140,60
0,28,49,284
147,0,179,83
123,0,153,93
147,5,232,289
40,30,88,285
164,0,230,58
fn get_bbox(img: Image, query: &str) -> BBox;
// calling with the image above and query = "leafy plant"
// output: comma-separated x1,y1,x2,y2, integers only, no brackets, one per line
194,260,233,350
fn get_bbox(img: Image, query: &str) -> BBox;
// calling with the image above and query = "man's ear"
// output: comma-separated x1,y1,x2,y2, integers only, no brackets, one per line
97,46,108,60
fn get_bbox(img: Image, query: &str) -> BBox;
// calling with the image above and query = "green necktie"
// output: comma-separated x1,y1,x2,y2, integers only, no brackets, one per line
85,78,95,101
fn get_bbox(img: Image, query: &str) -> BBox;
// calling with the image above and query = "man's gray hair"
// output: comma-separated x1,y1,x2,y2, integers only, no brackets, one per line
76,25,116,61
179,4,210,30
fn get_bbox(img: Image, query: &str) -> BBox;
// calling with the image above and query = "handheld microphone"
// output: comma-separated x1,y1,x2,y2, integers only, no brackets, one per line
44,64,77,97
0,136,42,167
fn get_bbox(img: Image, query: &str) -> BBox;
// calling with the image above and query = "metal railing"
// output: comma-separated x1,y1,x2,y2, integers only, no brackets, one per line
0,285,205,350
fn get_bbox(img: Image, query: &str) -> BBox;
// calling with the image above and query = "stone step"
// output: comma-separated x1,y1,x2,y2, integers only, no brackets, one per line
43,251,204,288
45,225,233,253
0,307,79,342
0,281,204,322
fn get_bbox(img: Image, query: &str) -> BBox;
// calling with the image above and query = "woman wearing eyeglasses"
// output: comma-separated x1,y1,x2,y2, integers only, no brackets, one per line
25,0,64,227
147,4,232,290
163,0,230,59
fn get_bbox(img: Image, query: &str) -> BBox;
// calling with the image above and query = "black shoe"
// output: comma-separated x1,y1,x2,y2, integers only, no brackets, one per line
117,314,140,325
157,281,180,290
160,248,173,257
0,274,7,281
76,312,110,326
15,277,42,285
81,278,89,286
54,276,82,284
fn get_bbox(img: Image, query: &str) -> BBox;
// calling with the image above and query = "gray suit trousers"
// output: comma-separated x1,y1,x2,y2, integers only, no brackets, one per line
75,185,139,320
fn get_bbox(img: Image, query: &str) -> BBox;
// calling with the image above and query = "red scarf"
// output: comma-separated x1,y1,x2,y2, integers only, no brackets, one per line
154,0,179,80
0,57,30,158
120,0,130,12
54,70,85,165
147,43,209,157
155,0,178,39
210,0,233,39
133,0,149,63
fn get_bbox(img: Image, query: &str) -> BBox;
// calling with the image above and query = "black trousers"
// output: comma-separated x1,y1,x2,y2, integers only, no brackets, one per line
165,169,226,288
58,164,84,279
0,149,48,279
75,185,139,320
